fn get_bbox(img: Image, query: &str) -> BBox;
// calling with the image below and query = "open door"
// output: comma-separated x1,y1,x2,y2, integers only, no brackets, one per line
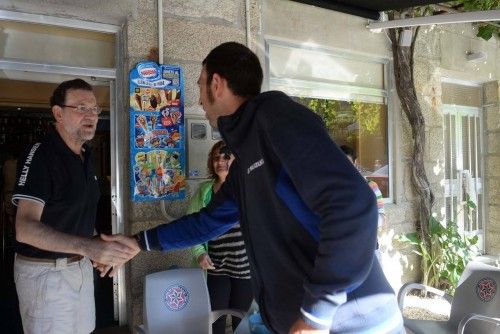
0,14,126,329
0,72,117,330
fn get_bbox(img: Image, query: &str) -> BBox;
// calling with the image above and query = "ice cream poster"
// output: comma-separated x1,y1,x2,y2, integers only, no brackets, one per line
129,61,186,201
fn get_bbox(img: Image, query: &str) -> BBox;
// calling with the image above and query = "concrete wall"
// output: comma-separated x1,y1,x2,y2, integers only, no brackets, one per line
484,81,500,255
0,0,138,25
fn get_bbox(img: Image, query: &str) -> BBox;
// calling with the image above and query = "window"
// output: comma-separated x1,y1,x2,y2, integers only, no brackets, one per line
267,41,391,198
442,81,484,252
190,123,206,140
212,128,222,141
0,20,115,68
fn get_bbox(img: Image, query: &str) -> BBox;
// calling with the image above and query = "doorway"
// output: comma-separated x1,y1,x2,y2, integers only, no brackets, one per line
0,13,123,331
0,75,115,330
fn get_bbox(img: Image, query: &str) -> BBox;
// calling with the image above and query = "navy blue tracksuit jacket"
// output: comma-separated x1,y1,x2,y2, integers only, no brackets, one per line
137,91,397,332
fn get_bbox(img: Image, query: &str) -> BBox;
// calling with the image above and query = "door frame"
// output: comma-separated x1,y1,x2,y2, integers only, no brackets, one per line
0,10,129,324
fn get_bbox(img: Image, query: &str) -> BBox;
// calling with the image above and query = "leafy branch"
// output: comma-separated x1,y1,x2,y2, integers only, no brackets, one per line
444,0,500,40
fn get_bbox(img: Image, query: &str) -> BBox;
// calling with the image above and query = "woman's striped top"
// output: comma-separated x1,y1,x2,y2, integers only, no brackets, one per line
207,223,251,279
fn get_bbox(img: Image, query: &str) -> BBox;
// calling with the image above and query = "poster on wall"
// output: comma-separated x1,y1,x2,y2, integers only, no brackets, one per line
129,61,186,201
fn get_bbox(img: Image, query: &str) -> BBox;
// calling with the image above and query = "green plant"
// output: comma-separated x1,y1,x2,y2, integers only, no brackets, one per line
398,198,479,294
448,1,500,40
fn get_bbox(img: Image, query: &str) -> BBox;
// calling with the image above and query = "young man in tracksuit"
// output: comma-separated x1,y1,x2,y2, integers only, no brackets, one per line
114,42,403,333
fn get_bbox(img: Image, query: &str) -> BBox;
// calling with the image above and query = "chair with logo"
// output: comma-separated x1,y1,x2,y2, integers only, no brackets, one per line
136,268,246,334
398,261,500,334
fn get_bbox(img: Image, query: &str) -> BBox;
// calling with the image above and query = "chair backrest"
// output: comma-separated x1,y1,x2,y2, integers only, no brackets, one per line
449,261,500,334
143,268,212,334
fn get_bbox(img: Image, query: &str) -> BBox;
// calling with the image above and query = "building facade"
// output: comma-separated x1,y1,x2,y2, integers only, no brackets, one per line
0,0,498,329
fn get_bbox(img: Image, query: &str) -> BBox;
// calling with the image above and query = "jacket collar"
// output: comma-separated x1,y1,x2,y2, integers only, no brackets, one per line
217,91,287,156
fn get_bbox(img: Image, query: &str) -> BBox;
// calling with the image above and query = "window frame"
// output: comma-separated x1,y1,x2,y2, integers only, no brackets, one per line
441,79,485,254
264,38,394,202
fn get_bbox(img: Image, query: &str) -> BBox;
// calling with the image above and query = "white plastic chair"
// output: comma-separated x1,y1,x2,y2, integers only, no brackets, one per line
137,268,246,334
398,261,500,334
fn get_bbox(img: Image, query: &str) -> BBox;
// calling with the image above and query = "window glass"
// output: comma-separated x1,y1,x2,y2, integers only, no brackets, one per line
267,41,391,199
190,123,206,140
0,21,115,68
212,128,222,140
268,43,384,88
294,97,389,197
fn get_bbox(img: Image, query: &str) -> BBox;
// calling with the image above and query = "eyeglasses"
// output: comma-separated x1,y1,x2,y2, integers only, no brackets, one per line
61,104,102,115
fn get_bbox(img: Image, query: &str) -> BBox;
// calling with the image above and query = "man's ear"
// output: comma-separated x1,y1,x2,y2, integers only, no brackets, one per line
211,73,227,99
52,105,63,123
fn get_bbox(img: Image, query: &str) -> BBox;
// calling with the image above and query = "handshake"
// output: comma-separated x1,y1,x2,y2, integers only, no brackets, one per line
84,234,141,278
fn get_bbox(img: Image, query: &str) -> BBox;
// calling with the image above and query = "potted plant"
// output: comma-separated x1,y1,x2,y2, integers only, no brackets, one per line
398,197,479,294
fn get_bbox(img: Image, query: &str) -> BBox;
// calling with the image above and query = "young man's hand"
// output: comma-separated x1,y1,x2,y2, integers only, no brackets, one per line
94,234,141,277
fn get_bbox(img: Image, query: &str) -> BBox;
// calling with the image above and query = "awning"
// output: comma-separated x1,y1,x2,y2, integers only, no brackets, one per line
290,0,450,20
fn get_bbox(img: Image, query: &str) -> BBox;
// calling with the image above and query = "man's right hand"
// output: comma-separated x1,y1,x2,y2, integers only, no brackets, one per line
83,234,140,277
197,252,215,270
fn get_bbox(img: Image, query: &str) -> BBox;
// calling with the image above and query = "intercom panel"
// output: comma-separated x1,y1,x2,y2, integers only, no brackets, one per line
186,117,221,179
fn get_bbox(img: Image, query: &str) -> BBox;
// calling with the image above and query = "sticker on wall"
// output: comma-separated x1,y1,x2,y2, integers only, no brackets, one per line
129,61,186,201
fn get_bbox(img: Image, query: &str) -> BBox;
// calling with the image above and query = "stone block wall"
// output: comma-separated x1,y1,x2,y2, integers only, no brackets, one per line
124,0,248,327
484,81,500,255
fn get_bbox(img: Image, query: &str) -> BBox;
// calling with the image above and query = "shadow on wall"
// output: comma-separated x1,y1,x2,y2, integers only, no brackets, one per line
379,228,420,291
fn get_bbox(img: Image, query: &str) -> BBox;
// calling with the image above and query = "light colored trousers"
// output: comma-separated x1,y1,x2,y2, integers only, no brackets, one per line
14,255,95,334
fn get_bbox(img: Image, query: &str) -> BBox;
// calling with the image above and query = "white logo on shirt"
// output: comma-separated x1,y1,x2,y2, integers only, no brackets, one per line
247,158,264,175
18,143,41,187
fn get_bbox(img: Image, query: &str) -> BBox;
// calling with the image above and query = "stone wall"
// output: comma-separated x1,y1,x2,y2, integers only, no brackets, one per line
125,0,248,327
484,81,500,255
405,22,500,282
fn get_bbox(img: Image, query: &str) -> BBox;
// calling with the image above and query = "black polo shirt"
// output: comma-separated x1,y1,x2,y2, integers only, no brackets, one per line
12,130,100,259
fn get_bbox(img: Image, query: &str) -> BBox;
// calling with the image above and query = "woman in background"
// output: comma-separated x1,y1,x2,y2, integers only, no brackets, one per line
188,140,252,334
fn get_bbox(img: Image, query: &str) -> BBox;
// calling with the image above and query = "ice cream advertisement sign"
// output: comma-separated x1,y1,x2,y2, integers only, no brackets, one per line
129,61,186,201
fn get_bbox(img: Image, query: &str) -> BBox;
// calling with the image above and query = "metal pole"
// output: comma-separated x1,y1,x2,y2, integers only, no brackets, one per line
368,9,500,30
158,0,163,64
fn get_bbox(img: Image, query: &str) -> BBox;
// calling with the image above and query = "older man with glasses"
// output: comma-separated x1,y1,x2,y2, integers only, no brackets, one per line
12,78,139,334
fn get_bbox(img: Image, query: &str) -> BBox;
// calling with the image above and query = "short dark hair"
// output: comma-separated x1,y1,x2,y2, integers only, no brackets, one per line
340,145,357,161
202,42,263,99
207,140,228,180
50,79,93,107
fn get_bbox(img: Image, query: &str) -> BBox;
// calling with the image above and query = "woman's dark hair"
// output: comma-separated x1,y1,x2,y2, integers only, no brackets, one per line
207,140,228,180
50,79,93,107
202,42,263,99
